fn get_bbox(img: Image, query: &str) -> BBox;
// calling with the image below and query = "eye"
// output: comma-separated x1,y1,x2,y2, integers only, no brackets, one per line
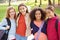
19,8,22,10
23,8,24,9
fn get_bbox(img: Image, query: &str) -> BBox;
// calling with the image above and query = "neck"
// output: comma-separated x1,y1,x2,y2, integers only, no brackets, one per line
50,16,55,19
35,19,42,22
21,14,26,16
10,17,14,19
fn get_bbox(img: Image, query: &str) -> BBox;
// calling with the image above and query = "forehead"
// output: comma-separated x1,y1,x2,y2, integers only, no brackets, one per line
19,6,26,8
35,10,41,13
46,9,52,12
9,9,14,12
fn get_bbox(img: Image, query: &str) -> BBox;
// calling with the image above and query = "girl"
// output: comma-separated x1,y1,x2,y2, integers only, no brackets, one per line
16,3,31,40
0,6,16,40
41,6,60,40
30,7,46,40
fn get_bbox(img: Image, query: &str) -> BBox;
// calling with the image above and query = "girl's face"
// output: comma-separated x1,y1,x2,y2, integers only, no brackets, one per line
35,10,41,20
9,9,15,18
46,9,55,18
19,6,27,15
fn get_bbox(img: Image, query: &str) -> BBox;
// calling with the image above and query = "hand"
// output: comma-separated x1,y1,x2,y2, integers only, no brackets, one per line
27,34,34,40
5,25,10,30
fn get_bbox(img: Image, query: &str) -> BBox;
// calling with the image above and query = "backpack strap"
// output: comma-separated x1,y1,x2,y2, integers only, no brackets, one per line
35,22,44,40
6,18,11,33
55,19,58,32
55,19,59,40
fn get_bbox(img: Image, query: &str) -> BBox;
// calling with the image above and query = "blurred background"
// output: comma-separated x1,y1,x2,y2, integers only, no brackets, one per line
0,0,60,22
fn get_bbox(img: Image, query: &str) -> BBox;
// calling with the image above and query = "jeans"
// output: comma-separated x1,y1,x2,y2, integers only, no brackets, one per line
16,34,27,40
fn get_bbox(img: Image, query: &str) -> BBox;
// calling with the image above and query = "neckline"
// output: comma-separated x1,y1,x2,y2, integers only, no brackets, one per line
48,16,58,20
32,21,44,28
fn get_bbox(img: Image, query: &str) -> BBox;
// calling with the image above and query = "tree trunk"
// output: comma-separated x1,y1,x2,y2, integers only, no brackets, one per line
53,0,55,6
58,0,60,5
35,0,37,6
9,0,11,6
48,0,52,5
39,0,42,7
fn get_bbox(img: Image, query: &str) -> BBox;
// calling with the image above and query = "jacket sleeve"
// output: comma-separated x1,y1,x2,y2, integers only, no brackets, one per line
41,21,47,35
0,18,7,30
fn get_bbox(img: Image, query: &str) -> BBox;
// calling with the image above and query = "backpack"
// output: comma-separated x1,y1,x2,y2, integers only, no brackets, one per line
44,19,59,40
0,18,11,40
55,19,59,40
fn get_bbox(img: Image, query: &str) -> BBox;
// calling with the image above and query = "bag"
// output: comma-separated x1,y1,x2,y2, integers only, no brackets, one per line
0,18,11,40
27,34,34,40
43,19,59,40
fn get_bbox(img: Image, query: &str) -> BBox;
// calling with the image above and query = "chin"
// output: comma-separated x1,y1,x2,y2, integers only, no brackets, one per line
48,17,52,18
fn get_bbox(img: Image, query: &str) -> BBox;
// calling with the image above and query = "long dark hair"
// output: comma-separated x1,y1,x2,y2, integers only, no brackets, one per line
30,7,46,21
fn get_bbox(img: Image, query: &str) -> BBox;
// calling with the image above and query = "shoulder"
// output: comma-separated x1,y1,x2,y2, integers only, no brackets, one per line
30,21,34,27
2,18,7,22
0,18,7,25
30,21,33,24
25,13,29,17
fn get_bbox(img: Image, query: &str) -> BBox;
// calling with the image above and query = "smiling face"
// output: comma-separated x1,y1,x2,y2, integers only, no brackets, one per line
9,9,16,18
35,10,41,20
19,6,27,15
46,9,55,18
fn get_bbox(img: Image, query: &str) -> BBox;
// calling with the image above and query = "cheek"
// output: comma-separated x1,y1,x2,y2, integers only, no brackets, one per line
9,13,11,16
47,14,49,16
35,14,41,19
9,12,15,16
24,8,27,11
19,10,21,12
12,12,15,15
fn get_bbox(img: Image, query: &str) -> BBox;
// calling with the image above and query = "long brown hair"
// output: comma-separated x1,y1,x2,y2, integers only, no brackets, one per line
6,6,16,20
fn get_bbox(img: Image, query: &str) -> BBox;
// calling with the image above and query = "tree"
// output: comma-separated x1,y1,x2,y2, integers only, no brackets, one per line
53,0,55,6
48,0,52,5
9,0,11,6
0,0,5,3
39,0,42,7
58,0,60,5
35,0,37,6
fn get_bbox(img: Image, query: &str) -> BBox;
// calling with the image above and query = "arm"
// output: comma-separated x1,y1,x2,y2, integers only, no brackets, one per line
0,18,9,30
